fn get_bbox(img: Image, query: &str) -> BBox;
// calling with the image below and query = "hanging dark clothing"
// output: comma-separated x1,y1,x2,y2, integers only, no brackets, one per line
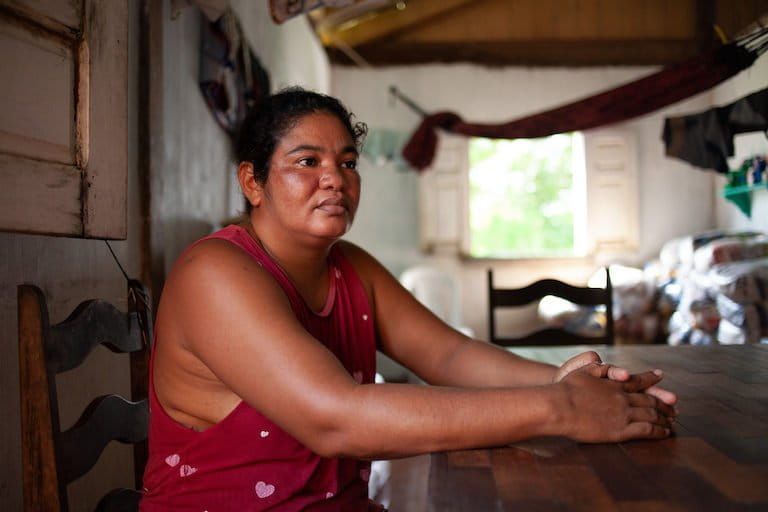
662,87,768,174
402,42,758,171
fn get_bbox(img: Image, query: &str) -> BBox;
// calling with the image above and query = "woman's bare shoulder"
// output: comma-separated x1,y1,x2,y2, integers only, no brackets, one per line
171,236,254,271
159,237,292,337
166,237,273,291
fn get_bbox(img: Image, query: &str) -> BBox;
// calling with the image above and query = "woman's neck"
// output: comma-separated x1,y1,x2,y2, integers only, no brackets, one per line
240,219,335,307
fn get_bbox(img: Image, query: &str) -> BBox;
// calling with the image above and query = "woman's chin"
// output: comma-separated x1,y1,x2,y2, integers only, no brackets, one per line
310,224,352,240
312,217,353,238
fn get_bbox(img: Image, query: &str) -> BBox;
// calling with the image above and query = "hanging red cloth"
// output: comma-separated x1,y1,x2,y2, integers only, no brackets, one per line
402,41,760,171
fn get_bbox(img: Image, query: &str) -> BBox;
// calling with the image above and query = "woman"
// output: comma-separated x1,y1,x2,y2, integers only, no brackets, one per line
141,88,677,511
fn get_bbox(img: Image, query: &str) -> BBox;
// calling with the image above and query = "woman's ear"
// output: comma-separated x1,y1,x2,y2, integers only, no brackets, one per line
237,161,262,208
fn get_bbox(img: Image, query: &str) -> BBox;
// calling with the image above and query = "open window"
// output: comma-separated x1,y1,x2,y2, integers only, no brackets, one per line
418,129,638,258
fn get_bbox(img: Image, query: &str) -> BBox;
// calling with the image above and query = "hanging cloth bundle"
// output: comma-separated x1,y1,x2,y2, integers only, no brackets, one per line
401,27,768,171
199,8,271,141
663,87,768,174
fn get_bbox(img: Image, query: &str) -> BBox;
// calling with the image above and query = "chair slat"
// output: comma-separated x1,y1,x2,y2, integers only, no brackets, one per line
493,327,610,347
49,300,143,373
58,395,149,484
95,488,142,512
491,278,608,306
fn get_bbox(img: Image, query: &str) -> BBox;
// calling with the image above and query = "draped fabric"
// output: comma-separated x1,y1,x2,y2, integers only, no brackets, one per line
663,87,768,174
199,9,271,141
402,37,764,171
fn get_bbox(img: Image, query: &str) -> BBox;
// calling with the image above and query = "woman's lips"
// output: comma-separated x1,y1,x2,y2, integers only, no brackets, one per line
316,197,348,215
316,204,347,215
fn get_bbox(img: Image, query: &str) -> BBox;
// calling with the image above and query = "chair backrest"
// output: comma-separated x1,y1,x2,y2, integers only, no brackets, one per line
18,281,152,512
487,268,614,346
400,265,463,328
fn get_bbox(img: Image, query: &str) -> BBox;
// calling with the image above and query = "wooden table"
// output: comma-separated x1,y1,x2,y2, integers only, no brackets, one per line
392,344,768,512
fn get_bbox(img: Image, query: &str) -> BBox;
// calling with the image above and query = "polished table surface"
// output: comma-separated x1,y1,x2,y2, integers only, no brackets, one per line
395,344,768,512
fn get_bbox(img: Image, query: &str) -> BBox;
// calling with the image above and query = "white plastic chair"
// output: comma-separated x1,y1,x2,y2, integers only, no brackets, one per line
399,266,474,336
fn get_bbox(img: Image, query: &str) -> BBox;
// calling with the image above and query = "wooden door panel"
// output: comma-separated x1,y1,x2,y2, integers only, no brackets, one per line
0,20,75,164
0,153,81,234
0,0,127,239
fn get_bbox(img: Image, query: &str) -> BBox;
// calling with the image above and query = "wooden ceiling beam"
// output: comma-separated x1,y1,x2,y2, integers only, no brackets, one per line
327,39,702,67
318,0,475,48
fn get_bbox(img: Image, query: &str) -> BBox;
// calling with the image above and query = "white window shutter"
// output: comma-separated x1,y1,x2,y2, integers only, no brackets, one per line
583,129,639,253
418,133,469,253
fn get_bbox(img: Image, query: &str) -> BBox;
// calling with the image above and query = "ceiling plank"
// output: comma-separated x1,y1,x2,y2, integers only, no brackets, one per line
396,0,697,43
319,0,475,48
319,0,768,67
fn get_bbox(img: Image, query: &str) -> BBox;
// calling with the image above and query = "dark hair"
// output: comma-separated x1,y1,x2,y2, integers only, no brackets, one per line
236,87,367,190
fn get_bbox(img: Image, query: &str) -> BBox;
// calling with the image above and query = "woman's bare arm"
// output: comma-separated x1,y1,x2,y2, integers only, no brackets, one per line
157,239,674,461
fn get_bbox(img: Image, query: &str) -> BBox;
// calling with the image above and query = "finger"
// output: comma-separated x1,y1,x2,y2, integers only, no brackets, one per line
627,392,677,419
576,361,610,379
644,385,679,408
621,371,663,393
628,406,673,429
605,364,630,382
622,422,672,440
561,351,602,374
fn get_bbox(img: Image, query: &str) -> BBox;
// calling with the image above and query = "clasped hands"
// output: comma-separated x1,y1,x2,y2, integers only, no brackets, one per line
552,351,679,442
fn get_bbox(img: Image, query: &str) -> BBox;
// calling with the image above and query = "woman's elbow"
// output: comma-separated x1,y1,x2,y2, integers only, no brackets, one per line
289,395,373,459
297,420,376,459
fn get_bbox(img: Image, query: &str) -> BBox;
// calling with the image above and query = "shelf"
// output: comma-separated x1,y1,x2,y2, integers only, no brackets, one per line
722,181,768,197
721,181,767,218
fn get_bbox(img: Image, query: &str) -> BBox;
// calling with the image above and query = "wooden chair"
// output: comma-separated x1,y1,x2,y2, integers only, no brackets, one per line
487,268,614,346
18,281,152,512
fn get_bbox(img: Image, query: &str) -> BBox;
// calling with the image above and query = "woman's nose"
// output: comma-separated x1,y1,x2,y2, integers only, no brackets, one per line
319,164,344,189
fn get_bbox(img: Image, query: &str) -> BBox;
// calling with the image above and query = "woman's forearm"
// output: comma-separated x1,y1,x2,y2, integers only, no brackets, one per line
423,337,558,388
310,367,673,461
316,381,564,460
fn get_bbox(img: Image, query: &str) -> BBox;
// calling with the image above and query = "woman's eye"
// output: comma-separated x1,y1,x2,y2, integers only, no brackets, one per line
342,159,358,170
298,157,317,167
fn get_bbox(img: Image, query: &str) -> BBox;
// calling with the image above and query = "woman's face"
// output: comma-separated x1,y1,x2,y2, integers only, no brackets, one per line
258,111,361,242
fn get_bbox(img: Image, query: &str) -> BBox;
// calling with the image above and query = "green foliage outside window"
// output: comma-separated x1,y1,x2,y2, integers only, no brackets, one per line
468,134,577,258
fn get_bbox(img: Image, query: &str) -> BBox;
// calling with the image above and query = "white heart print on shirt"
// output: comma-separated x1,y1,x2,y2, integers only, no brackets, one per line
179,464,197,477
164,454,180,467
255,481,276,498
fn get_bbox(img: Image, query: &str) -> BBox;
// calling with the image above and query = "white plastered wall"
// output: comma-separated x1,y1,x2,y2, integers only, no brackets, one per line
334,63,725,341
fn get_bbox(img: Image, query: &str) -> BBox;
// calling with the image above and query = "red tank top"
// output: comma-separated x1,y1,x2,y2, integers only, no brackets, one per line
141,225,383,511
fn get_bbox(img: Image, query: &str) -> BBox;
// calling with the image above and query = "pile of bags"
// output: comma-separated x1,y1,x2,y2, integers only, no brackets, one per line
535,230,768,344
660,231,768,345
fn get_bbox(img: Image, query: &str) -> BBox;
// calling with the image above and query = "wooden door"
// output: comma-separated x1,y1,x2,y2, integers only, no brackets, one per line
0,0,128,238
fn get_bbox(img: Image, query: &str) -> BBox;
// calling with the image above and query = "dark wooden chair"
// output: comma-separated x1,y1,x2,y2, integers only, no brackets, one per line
18,281,152,512
487,268,614,346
